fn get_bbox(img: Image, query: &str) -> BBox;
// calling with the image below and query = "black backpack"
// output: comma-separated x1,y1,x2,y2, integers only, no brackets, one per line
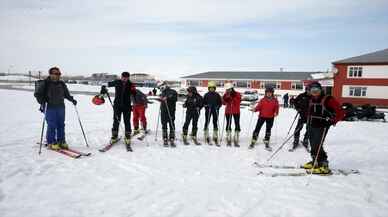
34,79,48,104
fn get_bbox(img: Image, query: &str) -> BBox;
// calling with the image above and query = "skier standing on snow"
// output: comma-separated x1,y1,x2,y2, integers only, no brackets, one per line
222,82,241,147
249,87,279,151
182,86,203,145
283,93,289,108
100,72,136,151
158,81,178,147
290,86,311,151
203,81,222,145
131,89,148,135
302,81,345,174
34,67,77,150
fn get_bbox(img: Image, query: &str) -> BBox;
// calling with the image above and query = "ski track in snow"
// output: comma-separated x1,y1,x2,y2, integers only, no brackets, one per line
1,89,388,217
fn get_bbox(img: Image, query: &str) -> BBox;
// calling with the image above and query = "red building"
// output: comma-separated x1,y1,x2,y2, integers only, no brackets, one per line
332,48,388,107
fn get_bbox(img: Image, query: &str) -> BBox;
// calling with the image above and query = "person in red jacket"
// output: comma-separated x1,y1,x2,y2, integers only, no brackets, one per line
222,82,241,147
302,81,345,174
131,89,148,135
249,87,279,151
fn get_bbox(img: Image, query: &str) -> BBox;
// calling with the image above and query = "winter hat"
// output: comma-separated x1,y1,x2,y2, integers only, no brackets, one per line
224,82,234,90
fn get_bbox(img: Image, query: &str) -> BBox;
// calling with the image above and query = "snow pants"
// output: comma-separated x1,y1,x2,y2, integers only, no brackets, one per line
46,106,65,144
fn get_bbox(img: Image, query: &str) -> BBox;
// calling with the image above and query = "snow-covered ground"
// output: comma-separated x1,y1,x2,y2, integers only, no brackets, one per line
1,89,388,217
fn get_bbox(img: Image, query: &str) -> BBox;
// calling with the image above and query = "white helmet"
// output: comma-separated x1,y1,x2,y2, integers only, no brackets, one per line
157,81,168,91
224,82,234,90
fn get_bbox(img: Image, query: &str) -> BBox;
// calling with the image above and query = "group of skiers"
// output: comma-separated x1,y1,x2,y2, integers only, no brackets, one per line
34,67,345,174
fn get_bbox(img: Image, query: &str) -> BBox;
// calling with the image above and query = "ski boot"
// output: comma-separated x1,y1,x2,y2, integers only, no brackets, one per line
182,134,189,145
169,138,176,148
204,129,211,145
264,139,272,151
233,131,240,147
310,162,331,175
191,135,201,146
58,140,69,150
133,128,140,136
48,143,61,150
163,138,169,147
213,129,220,147
226,130,232,147
249,137,257,149
125,132,132,152
288,141,299,152
303,161,314,169
110,130,119,144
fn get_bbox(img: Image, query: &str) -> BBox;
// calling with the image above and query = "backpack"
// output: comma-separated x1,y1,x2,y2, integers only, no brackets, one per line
34,79,48,104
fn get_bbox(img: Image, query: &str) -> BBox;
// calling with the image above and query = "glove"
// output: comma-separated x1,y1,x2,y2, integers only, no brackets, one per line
100,85,108,94
72,99,77,106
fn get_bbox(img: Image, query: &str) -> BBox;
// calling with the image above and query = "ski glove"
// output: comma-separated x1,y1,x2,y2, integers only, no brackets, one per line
100,85,108,94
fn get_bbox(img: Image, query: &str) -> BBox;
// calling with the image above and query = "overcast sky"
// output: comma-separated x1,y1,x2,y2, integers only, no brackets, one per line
1,0,388,79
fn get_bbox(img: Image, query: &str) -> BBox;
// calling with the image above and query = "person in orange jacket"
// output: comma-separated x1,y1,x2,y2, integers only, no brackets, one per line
222,82,241,147
249,86,279,151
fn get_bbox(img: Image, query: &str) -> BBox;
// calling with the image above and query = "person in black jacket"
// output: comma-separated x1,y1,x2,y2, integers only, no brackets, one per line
182,86,203,145
100,72,136,148
203,81,222,145
158,81,178,147
34,67,77,150
290,86,311,151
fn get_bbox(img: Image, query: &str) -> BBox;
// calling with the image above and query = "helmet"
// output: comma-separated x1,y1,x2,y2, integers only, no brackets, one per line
187,86,197,93
308,81,323,95
208,81,216,88
92,94,105,105
224,82,234,90
265,86,274,93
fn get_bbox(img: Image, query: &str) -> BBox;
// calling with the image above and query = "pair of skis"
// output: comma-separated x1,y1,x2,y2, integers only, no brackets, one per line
253,162,360,177
99,137,133,152
48,147,91,159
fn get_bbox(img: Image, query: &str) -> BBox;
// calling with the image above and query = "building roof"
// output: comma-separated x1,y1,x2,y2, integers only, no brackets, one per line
181,71,319,81
333,48,388,64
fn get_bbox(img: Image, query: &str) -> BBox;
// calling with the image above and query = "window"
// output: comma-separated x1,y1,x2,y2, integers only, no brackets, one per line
291,82,303,90
261,81,280,89
348,67,363,78
215,80,224,87
236,80,248,88
187,80,199,86
349,87,367,97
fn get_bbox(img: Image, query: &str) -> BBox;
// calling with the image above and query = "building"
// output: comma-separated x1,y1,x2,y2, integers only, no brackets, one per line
181,71,320,95
130,73,157,87
89,73,118,81
332,48,388,107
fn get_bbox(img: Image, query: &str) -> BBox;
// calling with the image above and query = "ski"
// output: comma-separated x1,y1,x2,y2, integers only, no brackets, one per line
253,162,360,176
66,148,92,156
49,148,81,159
137,129,151,141
257,169,359,177
99,137,122,152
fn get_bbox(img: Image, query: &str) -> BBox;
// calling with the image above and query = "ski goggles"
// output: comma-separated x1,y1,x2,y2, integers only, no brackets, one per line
310,87,322,95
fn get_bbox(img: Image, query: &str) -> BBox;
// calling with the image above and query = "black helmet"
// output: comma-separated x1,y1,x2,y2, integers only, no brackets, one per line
265,86,274,93
187,86,197,94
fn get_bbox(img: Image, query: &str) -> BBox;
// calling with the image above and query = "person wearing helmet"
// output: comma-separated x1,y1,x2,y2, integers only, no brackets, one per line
203,81,222,145
290,84,312,151
100,71,136,151
222,82,241,147
182,86,204,145
131,89,148,136
34,67,77,151
249,86,279,151
157,81,178,147
302,81,345,174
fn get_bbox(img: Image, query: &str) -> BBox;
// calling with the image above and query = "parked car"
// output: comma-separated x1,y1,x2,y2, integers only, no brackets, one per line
242,90,258,101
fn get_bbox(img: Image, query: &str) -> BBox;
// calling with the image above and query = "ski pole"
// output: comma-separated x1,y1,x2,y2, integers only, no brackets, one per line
74,105,89,147
155,108,161,142
286,113,299,138
266,132,295,162
220,113,226,142
164,100,175,139
306,127,328,186
38,103,47,155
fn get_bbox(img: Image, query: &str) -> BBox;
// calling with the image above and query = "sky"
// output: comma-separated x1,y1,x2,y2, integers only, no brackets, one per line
1,0,388,80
